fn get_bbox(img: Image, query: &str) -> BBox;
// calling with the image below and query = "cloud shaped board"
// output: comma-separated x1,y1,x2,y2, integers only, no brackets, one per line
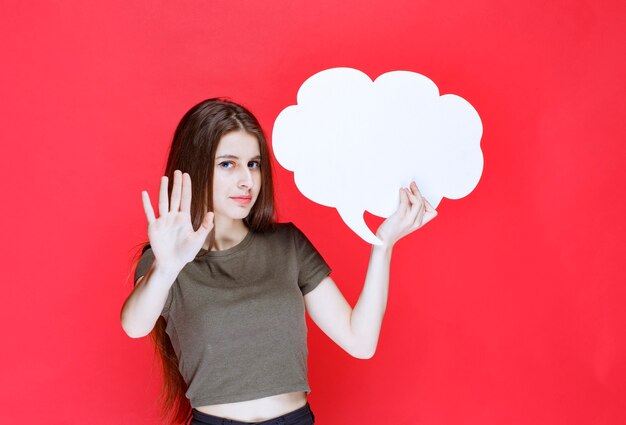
272,67,483,244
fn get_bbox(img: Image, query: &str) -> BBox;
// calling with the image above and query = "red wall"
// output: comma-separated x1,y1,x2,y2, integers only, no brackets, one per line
1,1,624,423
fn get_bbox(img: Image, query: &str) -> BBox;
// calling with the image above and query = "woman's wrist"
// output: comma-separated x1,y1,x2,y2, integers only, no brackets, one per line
152,260,183,284
372,240,394,254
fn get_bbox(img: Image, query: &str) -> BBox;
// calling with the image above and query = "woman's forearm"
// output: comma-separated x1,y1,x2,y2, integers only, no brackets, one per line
350,244,393,358
120,261,180,338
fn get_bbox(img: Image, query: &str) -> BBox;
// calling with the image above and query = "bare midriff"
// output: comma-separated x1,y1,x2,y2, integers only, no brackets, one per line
194,391,308,422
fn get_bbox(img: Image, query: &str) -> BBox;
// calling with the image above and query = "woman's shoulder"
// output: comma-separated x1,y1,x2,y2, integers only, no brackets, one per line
275,221,296,230
260,221,296,236
260,222,318,250
253,221,298,244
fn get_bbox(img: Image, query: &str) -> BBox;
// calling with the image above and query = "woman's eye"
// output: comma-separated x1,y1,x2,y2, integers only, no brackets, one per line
219,161,234,169
248,161,260,169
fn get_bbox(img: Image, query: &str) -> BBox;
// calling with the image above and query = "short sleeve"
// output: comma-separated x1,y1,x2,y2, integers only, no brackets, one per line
290,223,332,296
133,245,174,319
134,245,155,284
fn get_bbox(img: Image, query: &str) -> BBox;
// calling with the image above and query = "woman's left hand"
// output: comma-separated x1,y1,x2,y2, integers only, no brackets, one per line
375,181,438,248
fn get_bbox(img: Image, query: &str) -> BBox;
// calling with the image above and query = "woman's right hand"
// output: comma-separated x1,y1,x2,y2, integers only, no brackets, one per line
141,169,214,272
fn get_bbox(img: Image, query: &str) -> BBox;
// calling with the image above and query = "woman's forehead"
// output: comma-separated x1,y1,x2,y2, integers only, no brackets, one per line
216,131,260,157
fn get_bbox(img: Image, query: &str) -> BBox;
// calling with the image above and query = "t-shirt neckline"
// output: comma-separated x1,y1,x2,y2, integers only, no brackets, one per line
198,230,255,257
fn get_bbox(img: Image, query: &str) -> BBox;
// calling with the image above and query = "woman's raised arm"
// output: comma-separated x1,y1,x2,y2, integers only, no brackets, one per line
305,181,437,358
350,181,437,356
120,170,214,337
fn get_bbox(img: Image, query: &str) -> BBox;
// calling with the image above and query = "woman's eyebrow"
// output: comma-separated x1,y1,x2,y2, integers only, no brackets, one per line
216,154,261,160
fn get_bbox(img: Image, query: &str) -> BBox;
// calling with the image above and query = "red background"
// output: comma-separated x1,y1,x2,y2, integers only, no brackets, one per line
1,1,625,424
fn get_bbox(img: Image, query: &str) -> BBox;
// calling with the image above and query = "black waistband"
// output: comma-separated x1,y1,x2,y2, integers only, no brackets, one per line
191,402,312,425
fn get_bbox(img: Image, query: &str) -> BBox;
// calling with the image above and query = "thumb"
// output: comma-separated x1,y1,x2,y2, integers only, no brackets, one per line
424,197,436,213
423,208,438,225
198,211,215,233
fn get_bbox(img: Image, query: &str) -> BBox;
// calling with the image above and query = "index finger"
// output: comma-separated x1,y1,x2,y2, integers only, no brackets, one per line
410,181,423,197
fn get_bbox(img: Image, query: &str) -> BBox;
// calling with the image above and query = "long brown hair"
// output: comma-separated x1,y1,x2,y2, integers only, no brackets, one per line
131,98,277,424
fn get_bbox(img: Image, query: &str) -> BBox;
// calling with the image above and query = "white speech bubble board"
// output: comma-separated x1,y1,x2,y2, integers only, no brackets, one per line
272,67,483,245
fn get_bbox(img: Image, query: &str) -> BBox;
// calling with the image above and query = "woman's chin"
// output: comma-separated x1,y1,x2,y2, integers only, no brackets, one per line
228,210,252,220
214,205,254,222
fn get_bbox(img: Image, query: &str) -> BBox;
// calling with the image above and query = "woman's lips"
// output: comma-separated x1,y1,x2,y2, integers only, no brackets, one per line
230,196,252,205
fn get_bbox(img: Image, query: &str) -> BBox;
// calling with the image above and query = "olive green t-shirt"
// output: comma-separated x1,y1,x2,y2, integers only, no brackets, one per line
134,222,331,407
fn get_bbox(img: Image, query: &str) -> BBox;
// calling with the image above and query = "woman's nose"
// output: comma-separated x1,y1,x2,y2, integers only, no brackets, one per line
238,168,254,188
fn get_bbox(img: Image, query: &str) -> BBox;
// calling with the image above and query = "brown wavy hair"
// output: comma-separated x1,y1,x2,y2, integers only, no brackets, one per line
130,98,277,424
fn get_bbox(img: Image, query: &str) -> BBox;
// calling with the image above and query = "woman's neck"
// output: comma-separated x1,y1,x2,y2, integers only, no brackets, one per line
206,217,249,251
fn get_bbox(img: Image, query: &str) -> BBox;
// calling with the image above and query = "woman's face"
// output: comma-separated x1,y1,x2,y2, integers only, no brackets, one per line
212,130,262,223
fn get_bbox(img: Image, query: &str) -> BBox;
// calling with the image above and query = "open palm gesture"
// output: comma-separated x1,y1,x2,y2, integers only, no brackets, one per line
142,170,214,271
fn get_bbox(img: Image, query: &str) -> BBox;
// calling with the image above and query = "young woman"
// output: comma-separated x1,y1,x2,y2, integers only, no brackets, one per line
120,98,437,425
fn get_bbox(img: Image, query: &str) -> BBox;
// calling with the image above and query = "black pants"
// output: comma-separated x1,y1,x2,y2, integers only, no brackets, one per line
190,402,315,425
